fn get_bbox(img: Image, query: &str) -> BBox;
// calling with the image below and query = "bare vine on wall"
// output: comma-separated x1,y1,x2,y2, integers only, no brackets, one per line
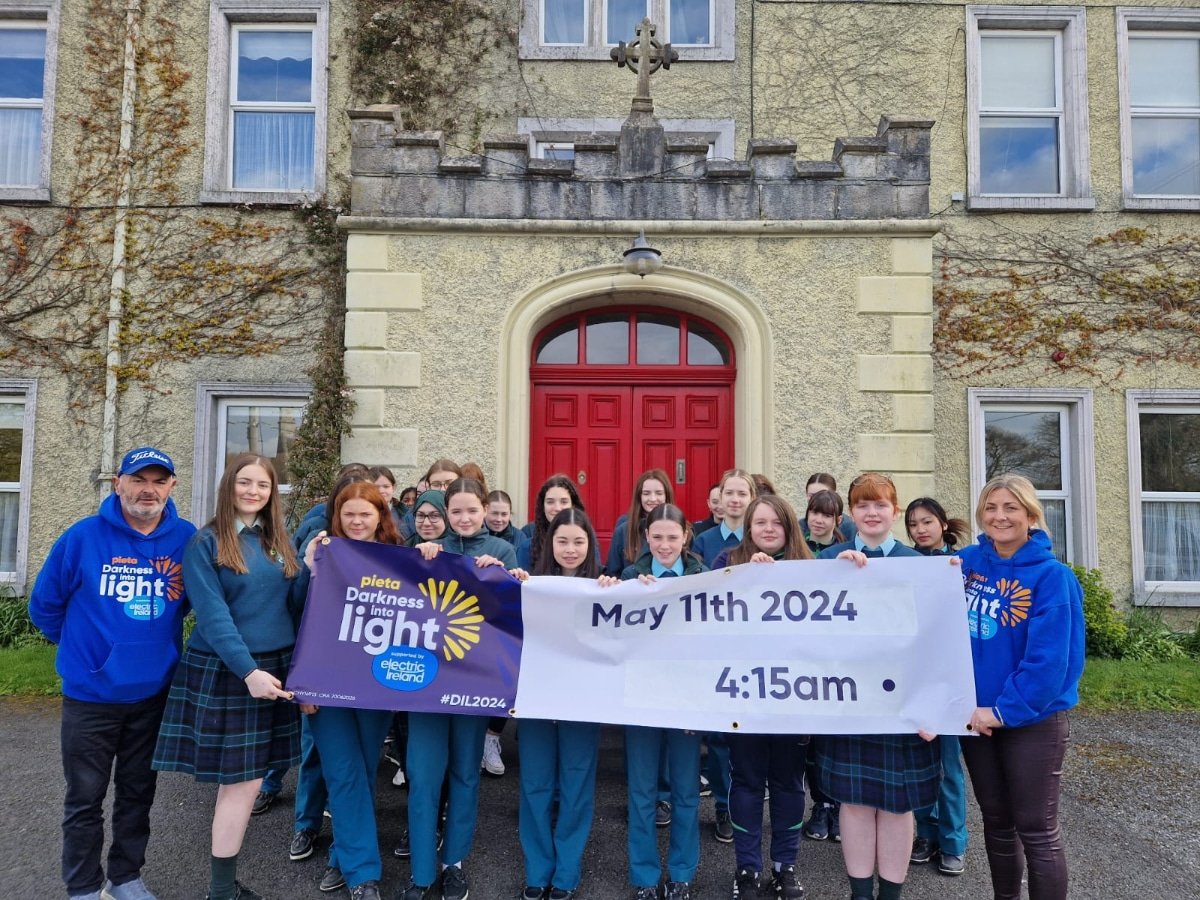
935,224,1200,380
0,0,333,417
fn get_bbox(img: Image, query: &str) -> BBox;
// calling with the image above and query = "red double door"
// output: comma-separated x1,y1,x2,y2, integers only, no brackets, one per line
528,308,736,550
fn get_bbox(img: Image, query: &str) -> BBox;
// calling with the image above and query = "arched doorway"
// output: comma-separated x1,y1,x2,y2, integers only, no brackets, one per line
530,306,736,547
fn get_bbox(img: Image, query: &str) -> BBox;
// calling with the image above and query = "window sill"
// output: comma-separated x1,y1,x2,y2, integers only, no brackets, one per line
0,186,51,203
967,195,1095,212
1135,585,1200,607
1122,196,1200,212
200,188,321,207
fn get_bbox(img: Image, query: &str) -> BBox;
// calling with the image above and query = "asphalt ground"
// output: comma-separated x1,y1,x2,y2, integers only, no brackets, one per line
4,698,1198,900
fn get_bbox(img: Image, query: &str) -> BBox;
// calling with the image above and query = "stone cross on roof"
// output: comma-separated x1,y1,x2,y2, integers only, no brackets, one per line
610,18,678,109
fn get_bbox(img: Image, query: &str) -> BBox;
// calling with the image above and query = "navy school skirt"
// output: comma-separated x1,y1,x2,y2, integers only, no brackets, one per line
811,733,941,814
153,646,300,784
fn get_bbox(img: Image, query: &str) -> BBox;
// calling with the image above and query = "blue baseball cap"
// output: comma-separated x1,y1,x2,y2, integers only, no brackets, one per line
119,447,176,476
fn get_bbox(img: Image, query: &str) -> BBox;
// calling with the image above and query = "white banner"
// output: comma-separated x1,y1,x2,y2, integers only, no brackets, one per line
514,557,976,735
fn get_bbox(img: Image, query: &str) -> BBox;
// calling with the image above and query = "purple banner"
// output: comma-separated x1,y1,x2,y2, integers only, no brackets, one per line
287,537,523,715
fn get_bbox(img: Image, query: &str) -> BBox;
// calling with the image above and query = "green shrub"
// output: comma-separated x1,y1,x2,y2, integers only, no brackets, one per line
1072,566,1128,659
1177,621,1200,657
0,598,48,649
1122,609,1187,662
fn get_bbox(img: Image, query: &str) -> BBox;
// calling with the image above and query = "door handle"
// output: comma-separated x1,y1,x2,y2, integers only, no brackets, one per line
577,470,587,485
675,459,686,484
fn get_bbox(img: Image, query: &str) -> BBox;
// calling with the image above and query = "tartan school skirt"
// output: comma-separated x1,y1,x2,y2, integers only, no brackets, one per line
153,646,300,784
811,733,941,814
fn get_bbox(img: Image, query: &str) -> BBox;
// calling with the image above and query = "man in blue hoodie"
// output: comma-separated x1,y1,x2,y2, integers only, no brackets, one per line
30,447,196,900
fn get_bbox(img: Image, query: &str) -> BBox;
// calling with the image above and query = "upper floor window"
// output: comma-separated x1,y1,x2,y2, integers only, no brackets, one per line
522,0,732,61
1118,9,1200,210
201,1,328,204
519,116,735,161
966,7,1093,210
0,1,59,201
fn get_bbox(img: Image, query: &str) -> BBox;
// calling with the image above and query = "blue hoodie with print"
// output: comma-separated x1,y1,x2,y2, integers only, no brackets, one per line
957,529,1085,728
29,493,196,703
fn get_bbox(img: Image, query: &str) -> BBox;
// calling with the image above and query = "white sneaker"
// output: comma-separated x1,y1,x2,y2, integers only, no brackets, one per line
481,732,505,776
392,766,406,787
101,878,158,900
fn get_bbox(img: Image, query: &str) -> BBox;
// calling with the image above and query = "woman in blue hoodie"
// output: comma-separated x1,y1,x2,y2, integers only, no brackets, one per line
956,475,1084,900
401,477,517,900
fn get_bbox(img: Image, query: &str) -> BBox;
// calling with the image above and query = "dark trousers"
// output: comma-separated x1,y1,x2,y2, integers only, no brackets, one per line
61,693,167,894
961,711,1070,900
728,733,806,871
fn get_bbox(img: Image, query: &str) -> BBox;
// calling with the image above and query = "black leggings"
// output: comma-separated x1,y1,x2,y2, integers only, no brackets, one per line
961,711,1070,900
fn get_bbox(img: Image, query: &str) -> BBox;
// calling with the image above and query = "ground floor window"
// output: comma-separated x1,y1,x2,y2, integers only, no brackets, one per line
0,380,34,591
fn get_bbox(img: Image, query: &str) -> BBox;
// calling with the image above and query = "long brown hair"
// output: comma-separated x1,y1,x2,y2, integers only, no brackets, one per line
623,468,674,565
728,495,812,564
332,482,401,545
535,508,601,578
529,474,586,570
211,454,300,577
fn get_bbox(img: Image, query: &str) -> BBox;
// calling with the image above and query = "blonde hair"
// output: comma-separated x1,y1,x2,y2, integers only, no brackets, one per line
975,474,1046,532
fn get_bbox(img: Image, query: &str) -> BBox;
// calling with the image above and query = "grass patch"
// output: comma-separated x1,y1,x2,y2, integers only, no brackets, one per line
1079,657,1200,711
0,644,61,696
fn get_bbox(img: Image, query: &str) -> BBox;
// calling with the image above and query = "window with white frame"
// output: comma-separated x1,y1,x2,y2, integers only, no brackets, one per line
201,1,328,204
193,384,307,518
520,116,734,161
965,7,1092,210
522,0,732,60
0,381,34,591
1128,392,1200,601
1117,9,1200,209
0,1,59,201
969,389,1096,567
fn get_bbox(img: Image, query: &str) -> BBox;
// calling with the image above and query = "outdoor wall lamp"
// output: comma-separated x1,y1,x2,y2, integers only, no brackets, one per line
622,230,663,278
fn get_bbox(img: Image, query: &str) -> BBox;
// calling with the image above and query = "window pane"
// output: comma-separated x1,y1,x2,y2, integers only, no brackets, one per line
1142,500,1200,581
979,116,1059,193
540,144,575,160
671,0,711,45
0,107,41,186
687,321,728,365
607,0,648,45
0,402,22,482
536,321,578,364
983,409,1063,490
0,28,45,99
1130,38,1200,108
1132,118,1200,196
981,35,1056,109
637,314,680,364
1140,412,1200,492
585,314,629,364
0,489,16,572
223,405,303,484
544,0,585,44
236,31,312,103
1041,498,1068,564
232,111,315,190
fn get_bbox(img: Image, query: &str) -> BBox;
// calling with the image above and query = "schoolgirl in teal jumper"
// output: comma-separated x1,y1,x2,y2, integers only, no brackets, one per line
298,481,404,900
604,468,673,576
599,504,707,900
153,454,305,900
510,508,604,900
401,478,517,900
904,498,972,877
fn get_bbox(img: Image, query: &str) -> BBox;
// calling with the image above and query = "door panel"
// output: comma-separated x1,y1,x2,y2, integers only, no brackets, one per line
635,386,733,521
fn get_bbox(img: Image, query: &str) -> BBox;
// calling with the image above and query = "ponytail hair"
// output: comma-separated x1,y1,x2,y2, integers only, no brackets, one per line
906,496,971,548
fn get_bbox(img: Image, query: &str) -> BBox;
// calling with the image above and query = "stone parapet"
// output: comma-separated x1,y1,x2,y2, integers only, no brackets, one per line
347,109,932,221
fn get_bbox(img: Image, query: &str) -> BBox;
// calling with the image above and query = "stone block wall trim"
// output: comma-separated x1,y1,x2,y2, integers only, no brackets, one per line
893,395,935,433
342,427,419,469
348,114,933,221
857,433,936,472
856,276,933,314
890,237,933,275
351,388,385,427
856,354,934,393
891,316,933,353
345,272,423,310
346,234,390,272
343,350,421,388
344,311,388,349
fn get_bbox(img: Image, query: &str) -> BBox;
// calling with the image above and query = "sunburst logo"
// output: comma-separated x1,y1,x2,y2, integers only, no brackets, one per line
995,578,1032,627
151,556,184,601
419,577,485,662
